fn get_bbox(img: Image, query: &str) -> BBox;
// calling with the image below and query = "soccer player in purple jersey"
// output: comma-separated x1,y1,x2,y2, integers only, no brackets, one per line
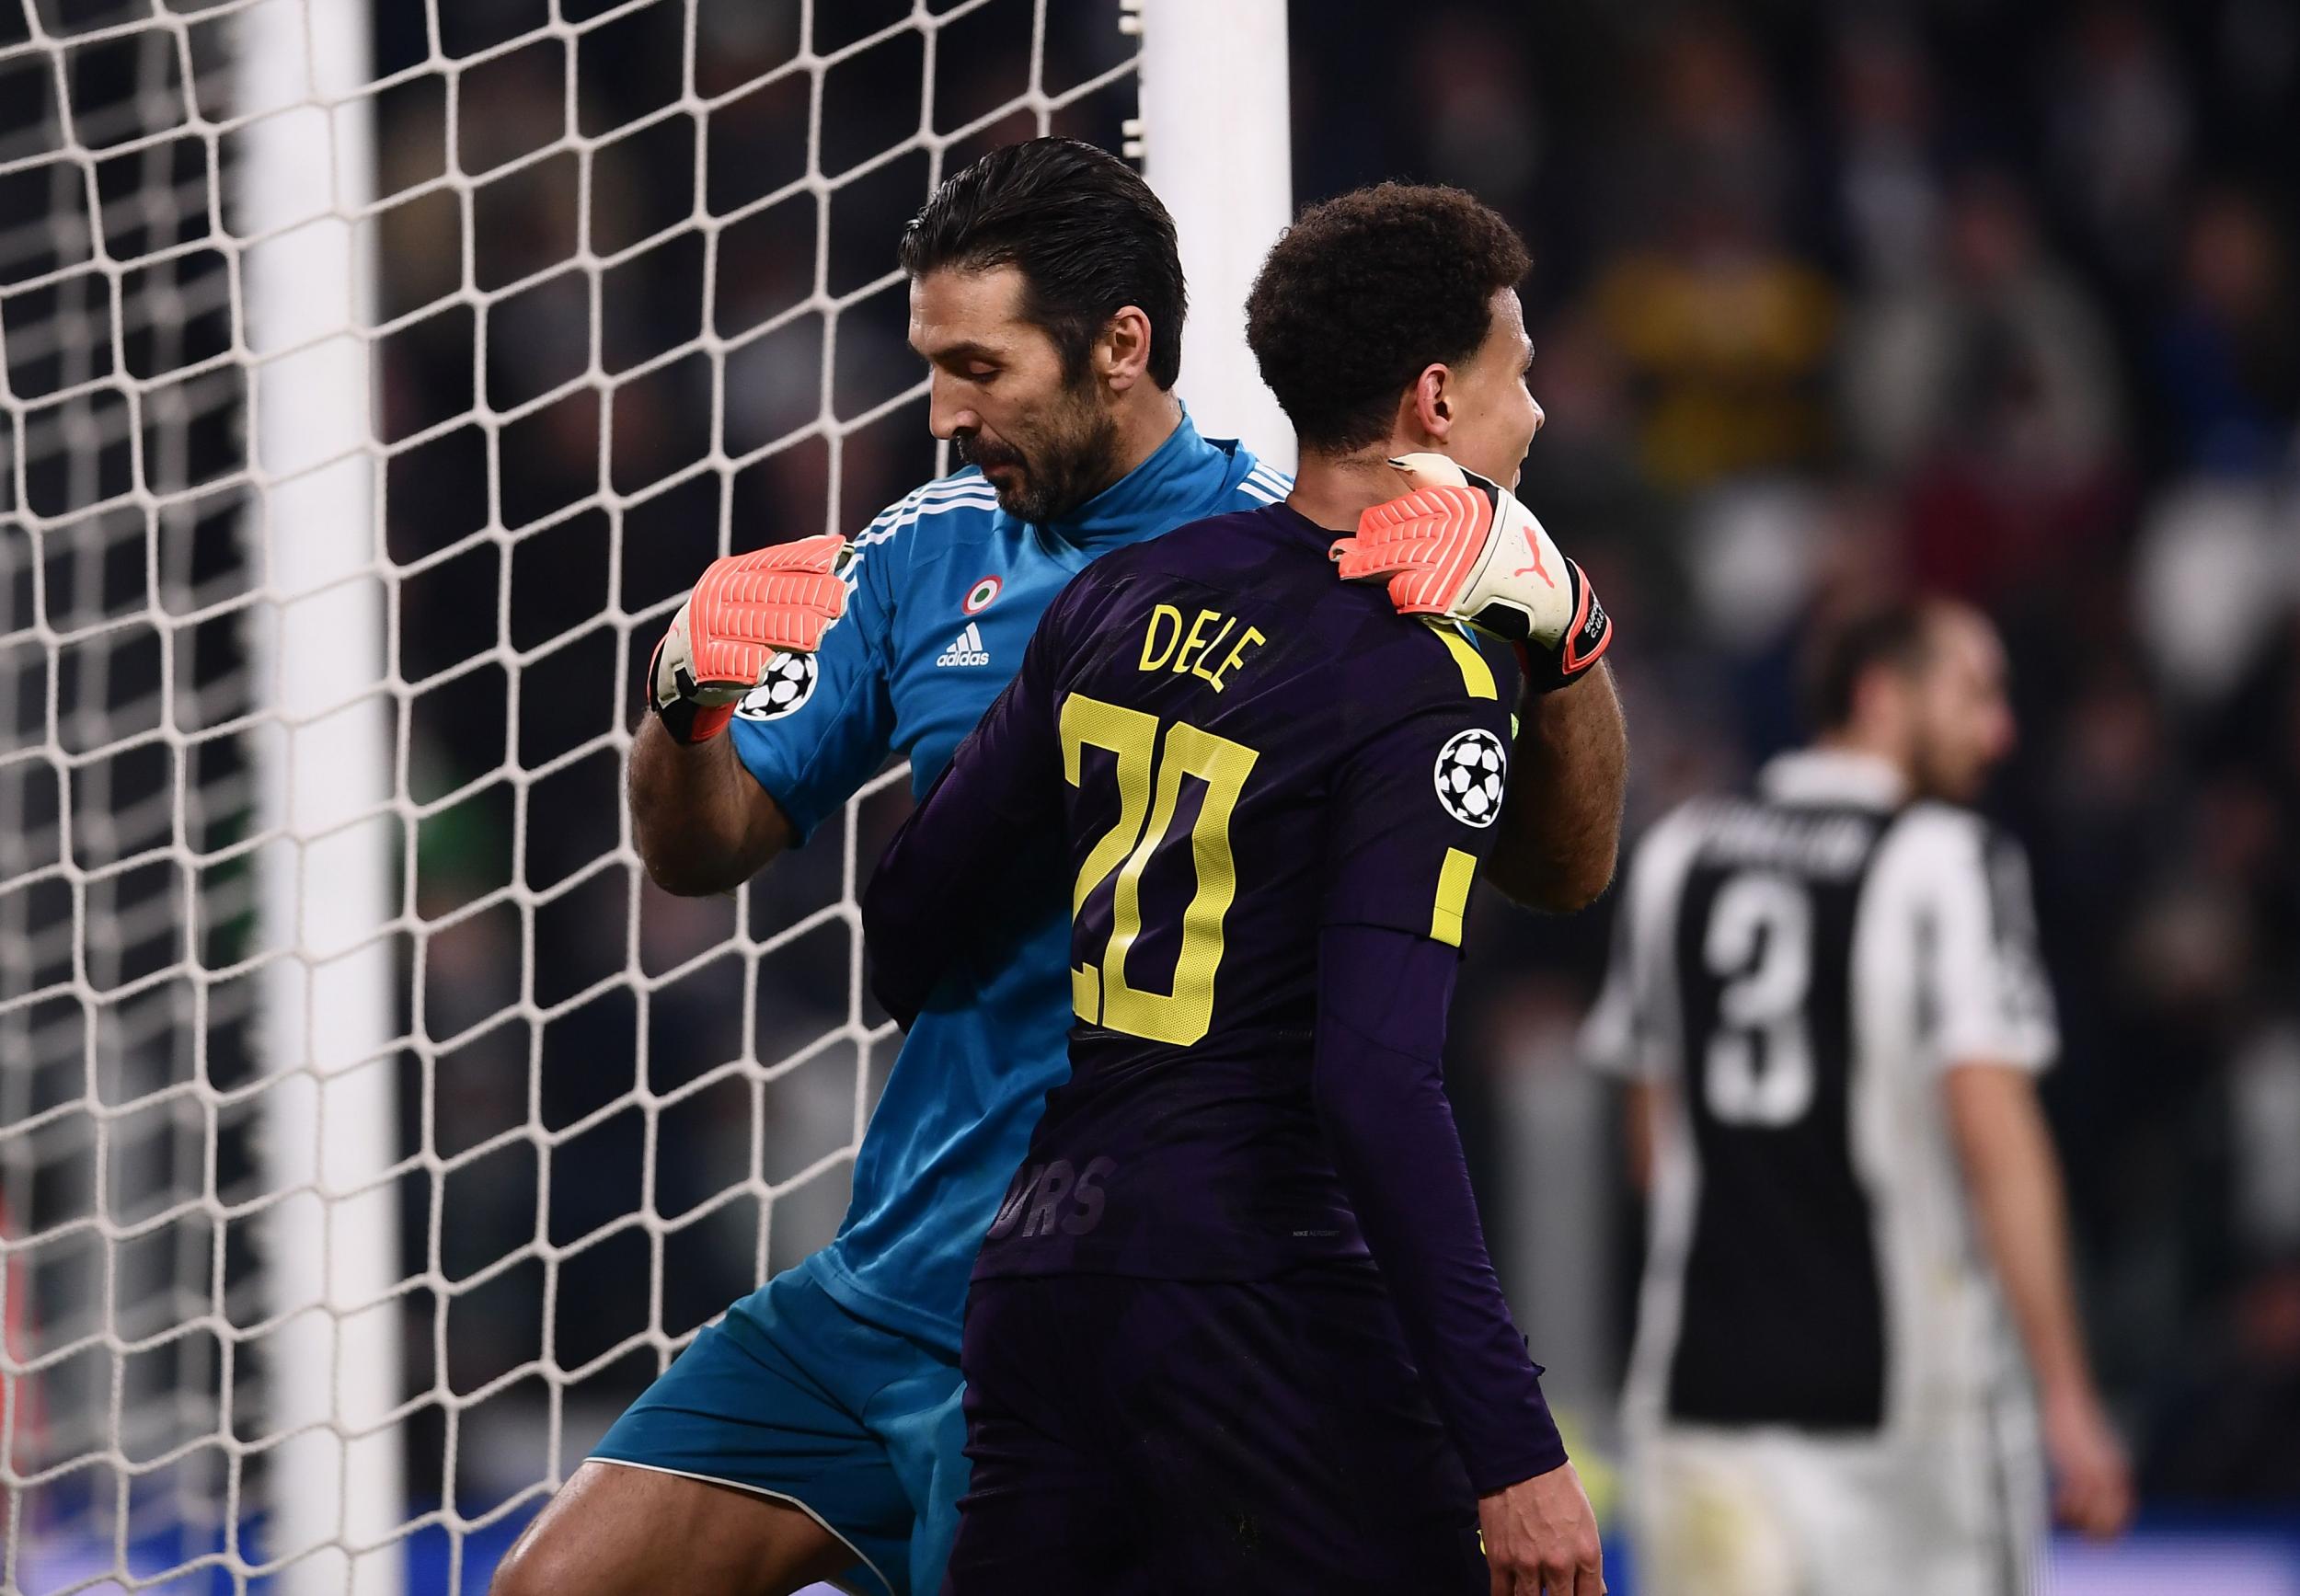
862,185,1613,1595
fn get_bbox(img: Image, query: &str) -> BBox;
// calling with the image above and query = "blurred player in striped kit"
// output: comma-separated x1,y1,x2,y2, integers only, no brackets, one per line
1584,601,2133,1595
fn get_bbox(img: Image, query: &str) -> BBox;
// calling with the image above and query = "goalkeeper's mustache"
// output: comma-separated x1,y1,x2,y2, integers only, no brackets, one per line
953,431,1027,477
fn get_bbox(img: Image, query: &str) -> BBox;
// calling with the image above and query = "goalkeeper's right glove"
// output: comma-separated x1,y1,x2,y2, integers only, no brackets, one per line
649,534,849,744
1331,453,1613,693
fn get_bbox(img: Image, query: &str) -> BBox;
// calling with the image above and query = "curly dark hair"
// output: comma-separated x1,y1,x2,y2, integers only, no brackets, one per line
1247,183,1530,453
900,137,1185,388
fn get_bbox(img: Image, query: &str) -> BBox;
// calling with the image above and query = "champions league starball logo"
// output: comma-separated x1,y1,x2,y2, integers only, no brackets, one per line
1433,729,1508,827
735,650,818,721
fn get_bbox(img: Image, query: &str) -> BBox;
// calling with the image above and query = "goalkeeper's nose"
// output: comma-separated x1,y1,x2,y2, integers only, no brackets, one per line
927,373,982,441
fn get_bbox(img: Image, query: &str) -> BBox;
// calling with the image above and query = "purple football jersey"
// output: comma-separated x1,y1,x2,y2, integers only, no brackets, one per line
865,503,1514,1282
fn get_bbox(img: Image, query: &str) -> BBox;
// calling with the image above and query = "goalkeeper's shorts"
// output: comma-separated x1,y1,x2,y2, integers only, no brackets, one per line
591,1253,964,1596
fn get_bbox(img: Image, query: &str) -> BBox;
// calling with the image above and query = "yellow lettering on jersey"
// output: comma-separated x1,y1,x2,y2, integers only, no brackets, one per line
1200,625,1267,693
1138,603,1184,672
1430,847,1478,947
1172,607,1225,676
1425,620,1498,701
1183,613,1238,679
1150,606,1270,694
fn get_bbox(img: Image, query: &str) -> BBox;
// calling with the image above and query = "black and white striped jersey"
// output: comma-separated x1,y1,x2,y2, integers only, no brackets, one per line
1583,749,2057,1437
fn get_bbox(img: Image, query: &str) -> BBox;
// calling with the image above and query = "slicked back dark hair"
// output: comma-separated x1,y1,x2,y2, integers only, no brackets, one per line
1247,182,1530,453
1803,602,1937,732
899,137,1185,388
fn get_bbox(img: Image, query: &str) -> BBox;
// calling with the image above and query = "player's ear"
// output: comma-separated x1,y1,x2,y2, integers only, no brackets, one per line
1098,304,1154,393
1405,362,1453,443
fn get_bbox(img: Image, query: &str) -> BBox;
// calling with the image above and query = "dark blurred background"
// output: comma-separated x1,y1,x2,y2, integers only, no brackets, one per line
25,0,2300,1588
357,0,2300,1562
1290,0,2300,1520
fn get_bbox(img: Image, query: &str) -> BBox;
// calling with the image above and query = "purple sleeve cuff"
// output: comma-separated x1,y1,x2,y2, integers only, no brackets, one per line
1312,922,1568,1493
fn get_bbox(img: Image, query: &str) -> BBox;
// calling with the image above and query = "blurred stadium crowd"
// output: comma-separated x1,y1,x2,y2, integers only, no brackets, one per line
367,0,2299,1523
1314,0,2300,1511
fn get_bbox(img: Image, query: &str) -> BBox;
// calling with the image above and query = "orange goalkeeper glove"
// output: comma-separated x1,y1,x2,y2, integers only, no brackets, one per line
1331,453,1613,694
649,534,849,744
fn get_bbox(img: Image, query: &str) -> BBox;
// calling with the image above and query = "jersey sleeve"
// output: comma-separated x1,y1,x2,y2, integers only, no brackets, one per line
1320,647,1514,949
726,522,901,845
1313,923,1566,1492
861,575,1079,1024
1922,814,2060,1073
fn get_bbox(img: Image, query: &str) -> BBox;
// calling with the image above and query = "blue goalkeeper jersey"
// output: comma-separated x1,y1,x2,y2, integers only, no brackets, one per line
729,414,1289,1352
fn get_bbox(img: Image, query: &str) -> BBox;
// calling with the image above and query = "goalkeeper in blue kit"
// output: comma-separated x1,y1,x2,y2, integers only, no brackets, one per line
867,185,1616,1594
495,143,1627,1596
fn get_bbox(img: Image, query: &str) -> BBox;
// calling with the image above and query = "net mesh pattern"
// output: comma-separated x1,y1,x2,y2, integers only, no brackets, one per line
1,2,1140,1589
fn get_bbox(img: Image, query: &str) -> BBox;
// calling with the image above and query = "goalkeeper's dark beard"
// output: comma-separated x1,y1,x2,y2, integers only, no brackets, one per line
954,382,1124,524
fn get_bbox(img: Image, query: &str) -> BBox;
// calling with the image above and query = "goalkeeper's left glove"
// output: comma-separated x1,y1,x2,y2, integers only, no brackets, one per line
649,534,849,744
1330,453,1614,693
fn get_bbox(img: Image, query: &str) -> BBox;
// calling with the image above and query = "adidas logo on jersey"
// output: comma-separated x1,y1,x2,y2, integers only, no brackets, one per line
937,622,991,668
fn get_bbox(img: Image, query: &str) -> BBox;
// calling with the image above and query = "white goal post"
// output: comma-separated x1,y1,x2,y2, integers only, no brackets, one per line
1134,0,1294,473
0,3,1289,1593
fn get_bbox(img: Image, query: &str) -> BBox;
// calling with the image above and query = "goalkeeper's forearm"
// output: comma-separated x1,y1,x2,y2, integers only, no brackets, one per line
629,713,792,896
1489,661,1626,912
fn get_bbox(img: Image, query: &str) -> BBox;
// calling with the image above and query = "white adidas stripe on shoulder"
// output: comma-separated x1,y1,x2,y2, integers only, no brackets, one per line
845,475,1001,576
1238,468,1293,504
878,474,997,517
865,475,998,527
915,474,1000,502
854,489,997,549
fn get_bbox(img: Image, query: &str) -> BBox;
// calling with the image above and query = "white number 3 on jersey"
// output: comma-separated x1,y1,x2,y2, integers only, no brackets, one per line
1703,873,1816,1125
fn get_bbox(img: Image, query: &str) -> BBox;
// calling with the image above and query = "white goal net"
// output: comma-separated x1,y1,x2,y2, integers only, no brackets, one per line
0,2,1283,1591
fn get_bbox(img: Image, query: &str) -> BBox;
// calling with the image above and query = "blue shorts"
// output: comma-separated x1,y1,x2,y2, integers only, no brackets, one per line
591,1256,966,1596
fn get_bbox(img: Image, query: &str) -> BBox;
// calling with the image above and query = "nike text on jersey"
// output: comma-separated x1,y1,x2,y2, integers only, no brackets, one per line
937,621,992,668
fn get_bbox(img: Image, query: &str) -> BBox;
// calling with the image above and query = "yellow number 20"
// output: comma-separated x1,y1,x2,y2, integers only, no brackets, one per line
1059,693,1259,1046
